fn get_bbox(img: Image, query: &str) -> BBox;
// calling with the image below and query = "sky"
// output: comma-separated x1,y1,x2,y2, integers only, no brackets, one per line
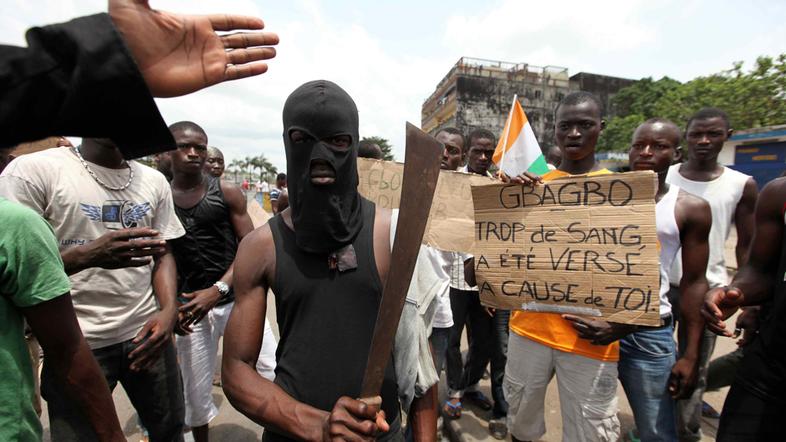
3,0,786,173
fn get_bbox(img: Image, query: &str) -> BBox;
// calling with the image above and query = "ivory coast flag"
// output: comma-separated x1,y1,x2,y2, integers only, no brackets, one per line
492,95,550,176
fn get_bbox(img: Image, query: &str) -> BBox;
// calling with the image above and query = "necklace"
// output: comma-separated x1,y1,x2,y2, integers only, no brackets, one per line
73,146,134,191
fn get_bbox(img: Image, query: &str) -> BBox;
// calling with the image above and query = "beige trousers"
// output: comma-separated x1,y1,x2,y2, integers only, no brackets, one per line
504,332,620,442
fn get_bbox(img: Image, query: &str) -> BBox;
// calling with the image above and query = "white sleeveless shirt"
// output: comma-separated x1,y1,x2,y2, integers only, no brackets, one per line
666,165,750,288
656,184,681,316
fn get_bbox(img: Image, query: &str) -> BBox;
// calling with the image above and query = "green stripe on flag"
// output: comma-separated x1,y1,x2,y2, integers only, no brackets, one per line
527,155,550,175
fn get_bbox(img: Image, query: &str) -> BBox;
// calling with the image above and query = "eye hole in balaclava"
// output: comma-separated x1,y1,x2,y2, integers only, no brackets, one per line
282,80,362,254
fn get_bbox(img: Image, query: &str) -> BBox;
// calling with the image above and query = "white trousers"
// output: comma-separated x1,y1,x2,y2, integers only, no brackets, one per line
504,332,620,442
176,301,277,427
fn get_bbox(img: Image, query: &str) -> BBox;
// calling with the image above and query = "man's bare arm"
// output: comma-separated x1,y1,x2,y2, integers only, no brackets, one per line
218,180,255,287
734,177,758,267
222,227,328,440
223,226,386,441
408,384,438,441
128,244,178,371
23,294,124,442
60,227,166,275
702,178,786,333
109,0,279,97
179,182,255,326
729,179,783,303
669,192,711,398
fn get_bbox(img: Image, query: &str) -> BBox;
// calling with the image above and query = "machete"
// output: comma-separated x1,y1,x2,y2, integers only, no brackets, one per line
359,122,443,402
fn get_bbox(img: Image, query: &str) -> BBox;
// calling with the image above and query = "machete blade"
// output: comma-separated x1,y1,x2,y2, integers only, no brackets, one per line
359,122,443,399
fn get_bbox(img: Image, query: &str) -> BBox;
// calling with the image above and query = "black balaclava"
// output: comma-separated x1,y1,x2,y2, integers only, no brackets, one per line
282,80,363,254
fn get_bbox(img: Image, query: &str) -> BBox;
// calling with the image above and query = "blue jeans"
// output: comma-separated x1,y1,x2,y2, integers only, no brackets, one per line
619,325,678,442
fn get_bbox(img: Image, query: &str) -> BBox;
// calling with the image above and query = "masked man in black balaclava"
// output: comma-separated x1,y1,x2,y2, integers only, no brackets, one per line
221,80,437,441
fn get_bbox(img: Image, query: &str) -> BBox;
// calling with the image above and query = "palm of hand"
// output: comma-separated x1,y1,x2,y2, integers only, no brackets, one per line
139,14,228,97
109,0,276,97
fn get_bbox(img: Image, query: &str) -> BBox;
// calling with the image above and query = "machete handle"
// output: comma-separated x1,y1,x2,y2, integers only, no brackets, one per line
358,395,382,412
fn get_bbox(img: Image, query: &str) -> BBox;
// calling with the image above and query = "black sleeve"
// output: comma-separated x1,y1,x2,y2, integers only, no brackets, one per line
0,13,174,159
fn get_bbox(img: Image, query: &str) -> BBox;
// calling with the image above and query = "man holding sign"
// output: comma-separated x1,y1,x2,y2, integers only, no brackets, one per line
618,119,711,441
501,92,625,442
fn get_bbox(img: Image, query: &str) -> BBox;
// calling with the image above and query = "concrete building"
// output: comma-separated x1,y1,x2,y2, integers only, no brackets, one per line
569,72,636,117
421,57,635,148
720,124,786,188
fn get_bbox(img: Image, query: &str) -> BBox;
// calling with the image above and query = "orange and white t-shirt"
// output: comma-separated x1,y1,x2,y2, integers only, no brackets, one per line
508,168,619,362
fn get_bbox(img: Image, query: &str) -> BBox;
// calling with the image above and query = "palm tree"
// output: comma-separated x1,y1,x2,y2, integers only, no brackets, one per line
228,158,245,182
243,156,256,181
258,156,276,181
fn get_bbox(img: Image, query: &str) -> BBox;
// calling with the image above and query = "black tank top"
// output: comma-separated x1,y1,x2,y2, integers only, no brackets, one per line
171,176,238,303
265,197,400,440
738,204,786,402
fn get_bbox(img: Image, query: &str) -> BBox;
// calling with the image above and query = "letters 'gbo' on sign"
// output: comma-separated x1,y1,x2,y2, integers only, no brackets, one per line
470,171,661,327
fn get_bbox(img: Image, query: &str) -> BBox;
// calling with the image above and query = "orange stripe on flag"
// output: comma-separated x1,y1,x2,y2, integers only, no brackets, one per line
492,99,528,164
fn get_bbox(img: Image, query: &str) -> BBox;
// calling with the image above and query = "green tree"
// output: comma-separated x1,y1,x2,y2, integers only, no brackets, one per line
598,114,646,152
598,54,786,152
242,154,278,182
610,76,681,118
360,136,394,161
261,159,278,181
247,155,263,181
653,55,786,129
228,158,245,182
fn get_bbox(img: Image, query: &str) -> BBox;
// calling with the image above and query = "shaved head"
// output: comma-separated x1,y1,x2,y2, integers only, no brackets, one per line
635,118,681,146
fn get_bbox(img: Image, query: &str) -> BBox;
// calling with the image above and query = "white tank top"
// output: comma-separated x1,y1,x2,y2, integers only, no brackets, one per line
656,184,681,316
666,165,750,288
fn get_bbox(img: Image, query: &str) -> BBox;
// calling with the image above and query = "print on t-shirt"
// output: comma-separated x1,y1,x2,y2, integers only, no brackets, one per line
80,200,152,230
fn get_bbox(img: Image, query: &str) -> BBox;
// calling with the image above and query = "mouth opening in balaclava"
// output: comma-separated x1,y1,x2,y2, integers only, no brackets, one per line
282,80,363,254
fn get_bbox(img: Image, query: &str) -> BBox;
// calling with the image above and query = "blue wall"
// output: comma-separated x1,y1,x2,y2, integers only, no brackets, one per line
730,141,786,189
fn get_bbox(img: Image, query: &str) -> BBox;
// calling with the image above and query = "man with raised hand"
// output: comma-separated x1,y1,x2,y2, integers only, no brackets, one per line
666,107,757,442
619,119,711,441
0,137,187,441
701,176,786,441
1,0,279,156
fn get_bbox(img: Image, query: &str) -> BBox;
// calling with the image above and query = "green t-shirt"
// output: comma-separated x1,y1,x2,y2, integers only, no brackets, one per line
0,197,71,441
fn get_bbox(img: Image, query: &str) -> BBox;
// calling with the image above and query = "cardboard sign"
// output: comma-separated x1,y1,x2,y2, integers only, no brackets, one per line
358,158,495,252
470,171,661,326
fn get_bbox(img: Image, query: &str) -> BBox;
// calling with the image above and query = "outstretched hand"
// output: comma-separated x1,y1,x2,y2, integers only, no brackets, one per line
109,0,279,98
701,287,745,336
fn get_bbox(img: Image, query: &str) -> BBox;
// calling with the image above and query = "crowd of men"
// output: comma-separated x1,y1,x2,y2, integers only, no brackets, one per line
2,4,786,442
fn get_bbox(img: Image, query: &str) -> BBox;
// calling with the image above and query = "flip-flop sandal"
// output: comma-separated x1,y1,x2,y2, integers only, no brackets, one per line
443,400,462,419
464,390,493,411
702,401,721,419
